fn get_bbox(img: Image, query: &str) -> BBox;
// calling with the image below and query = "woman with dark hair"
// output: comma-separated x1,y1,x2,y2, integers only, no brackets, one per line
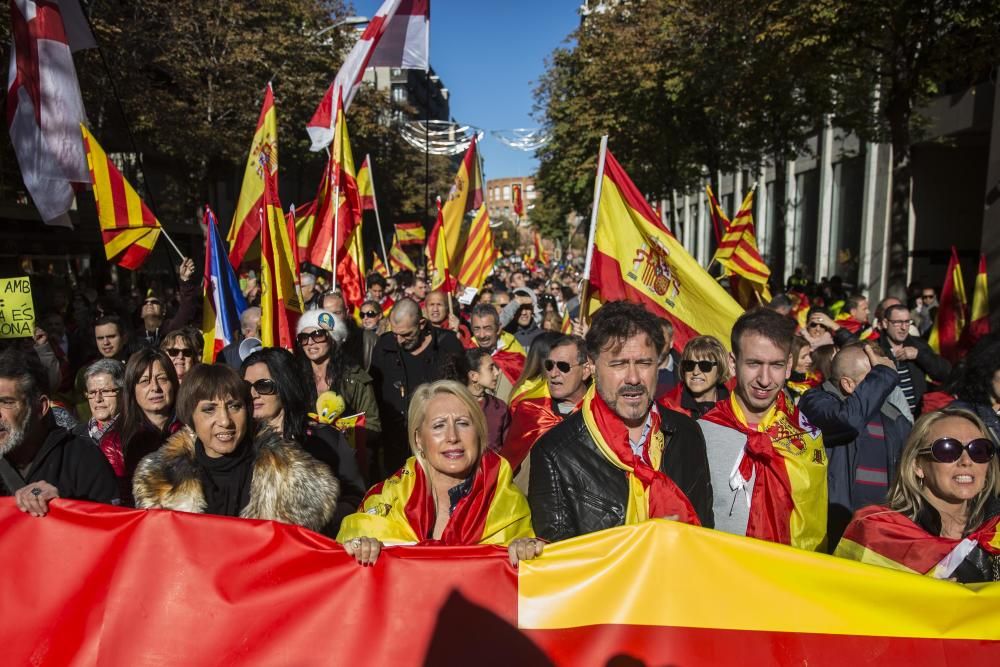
294,310,381,443
442,348,509,453
786,334,822,400
119,348,182,498
835,408,1000,582
241,347,366,532
133,364,339,531
950,341,1000,445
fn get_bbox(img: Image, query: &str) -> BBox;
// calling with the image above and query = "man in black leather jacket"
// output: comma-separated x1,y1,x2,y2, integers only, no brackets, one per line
528,302,713,541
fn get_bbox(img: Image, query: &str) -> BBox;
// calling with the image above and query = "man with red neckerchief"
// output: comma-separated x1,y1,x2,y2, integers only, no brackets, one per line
700,308,828,551
528,302,713,542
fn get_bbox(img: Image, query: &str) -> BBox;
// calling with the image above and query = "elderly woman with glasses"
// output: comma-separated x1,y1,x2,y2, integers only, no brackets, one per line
659,335,731,420
835,408,1000,582
72,358,127,479
294,310,381,444
241,347,367,533
337,380,539,567
133,364,339,530
160,327,202,384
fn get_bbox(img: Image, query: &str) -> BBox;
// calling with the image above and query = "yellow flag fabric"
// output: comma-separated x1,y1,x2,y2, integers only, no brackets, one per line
590,149,743,349
259,182,302,349
456,204,497,290
80,125,161,270
228,84,278,267
433,137,482,286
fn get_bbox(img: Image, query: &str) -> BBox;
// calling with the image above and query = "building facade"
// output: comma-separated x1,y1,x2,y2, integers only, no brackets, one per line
486,176,536,224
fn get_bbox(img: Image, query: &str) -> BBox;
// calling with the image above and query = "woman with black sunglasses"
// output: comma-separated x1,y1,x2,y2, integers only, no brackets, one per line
293,310,381,449
659,335,731,419
835,408,1000,582
241,347,367,534
159,327,202,384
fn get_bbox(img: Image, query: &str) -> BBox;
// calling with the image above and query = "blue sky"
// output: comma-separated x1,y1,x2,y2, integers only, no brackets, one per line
352,0,581,179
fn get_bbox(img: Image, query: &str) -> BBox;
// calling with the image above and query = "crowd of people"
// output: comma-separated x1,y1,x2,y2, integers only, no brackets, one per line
2,253,998,583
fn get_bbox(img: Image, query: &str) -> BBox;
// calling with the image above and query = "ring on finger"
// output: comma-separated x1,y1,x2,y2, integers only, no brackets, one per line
31,487,42,497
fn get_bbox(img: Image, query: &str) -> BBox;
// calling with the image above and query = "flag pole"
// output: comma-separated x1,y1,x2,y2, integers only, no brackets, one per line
366,154,390,266
332,182,340,292
158,227,186,261
579,135,609,323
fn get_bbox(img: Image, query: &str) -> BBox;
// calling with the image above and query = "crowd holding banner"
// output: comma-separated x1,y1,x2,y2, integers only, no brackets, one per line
3,0,1000,663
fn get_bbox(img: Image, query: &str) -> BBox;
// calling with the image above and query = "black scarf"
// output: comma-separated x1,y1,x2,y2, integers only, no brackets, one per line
194,437,254,518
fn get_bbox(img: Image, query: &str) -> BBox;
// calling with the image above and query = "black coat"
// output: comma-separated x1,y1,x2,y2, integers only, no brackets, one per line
877,335,951,412
528,405,714,542
0,420,119,504
301,423,368,534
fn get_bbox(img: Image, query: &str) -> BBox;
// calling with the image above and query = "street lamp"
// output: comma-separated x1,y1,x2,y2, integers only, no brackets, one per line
314,15,369,40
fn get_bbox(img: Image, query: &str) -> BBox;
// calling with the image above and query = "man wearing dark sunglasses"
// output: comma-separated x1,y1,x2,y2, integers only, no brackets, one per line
136,257,197,348
799,343,913,547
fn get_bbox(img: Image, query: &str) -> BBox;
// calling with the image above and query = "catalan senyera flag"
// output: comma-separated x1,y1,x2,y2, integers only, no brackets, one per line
390,237,417,272
708,185,772,308
8,500,1000,666
589,147,743,350
433,137,483,287
929,246,967,363
201,207,248,363
395,221,426,246
500,376,563,470
372,252,390,278
80,125,161,270
962,253,990,350
456,204,497,290
228,84,278,268
357,155,375,211
259,177,302,349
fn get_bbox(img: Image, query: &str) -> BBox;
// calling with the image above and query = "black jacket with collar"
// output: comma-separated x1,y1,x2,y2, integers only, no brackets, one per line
528,404,714,542
877,334,951,411
1,418,119,504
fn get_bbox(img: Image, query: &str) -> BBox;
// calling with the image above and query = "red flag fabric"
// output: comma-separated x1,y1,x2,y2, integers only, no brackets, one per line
962,253,990,350
929,246,968,363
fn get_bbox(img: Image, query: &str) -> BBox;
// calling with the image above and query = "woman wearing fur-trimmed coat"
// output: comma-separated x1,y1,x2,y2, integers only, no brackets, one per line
132,364,339,533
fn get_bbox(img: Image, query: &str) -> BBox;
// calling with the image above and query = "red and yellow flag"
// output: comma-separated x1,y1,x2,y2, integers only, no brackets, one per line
962,253,990,349
259,176,302,349
501,376,564,470
372,252,389,278
5,501,1000,665
512,183,524,217
395,221,425,246
356,155,375,211
80,125,161,270
929,246,967,362
228,84,278,268
390,236,417,273
587,146,743,350
472,331,526,385
432,137,483,288
456,204,497,290
708,185,771,308
337,451,532,545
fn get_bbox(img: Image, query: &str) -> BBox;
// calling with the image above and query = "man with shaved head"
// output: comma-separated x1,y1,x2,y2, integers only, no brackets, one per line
369,298,465,474
799,343,913,547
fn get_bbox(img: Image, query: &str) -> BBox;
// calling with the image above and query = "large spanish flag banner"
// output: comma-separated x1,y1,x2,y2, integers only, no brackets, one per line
586,139,743,349
3,501,998,665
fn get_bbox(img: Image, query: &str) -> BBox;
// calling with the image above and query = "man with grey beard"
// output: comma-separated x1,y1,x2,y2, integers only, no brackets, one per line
528,301,713,541
0,351,118,516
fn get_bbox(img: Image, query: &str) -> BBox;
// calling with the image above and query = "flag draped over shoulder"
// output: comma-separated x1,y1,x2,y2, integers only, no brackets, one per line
201,207,248,363
80,125,161,270
500,376,563,470
337,451,532,545
228,84,278,268
7,0,94,227
929,246,967,363
835,505,1000,578
708,185,771,308
432,137,482,289
963,253,989,349
456,204,497,290
306,0,429,151
587,148,743,350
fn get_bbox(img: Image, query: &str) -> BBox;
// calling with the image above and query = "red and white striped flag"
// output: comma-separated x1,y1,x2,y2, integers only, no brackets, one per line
307,0,429,151
7,0,96,227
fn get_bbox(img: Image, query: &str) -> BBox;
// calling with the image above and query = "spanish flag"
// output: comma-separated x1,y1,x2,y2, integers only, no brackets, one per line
432,137,482,288
587,142,743,350
456,204,497,290
80,125,161,270
395,221,426,246
962,253,990,349
337,451,533,545
5,502,1000,665
228,84,278,268
929,245,967,362
356,155,375,211
259,176,302,349
390,236,417,272
372,252,389,278
708,185,772,308
471,331,526,385
500,376,563,470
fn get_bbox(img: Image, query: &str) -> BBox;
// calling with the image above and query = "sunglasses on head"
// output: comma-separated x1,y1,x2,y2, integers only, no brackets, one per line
361,310,380,318
921,437,996,464
245,378,278,396
165,347,194,358
297,330,328,345
544,359,578,373
681,359,718,373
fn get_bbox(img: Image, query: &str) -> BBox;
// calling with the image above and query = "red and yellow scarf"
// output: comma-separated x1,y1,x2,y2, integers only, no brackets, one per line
337,450,533,546
501,376,566,469
472,331,526,384
701,392,827,550
835,505,1000,578
581,388,700,526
